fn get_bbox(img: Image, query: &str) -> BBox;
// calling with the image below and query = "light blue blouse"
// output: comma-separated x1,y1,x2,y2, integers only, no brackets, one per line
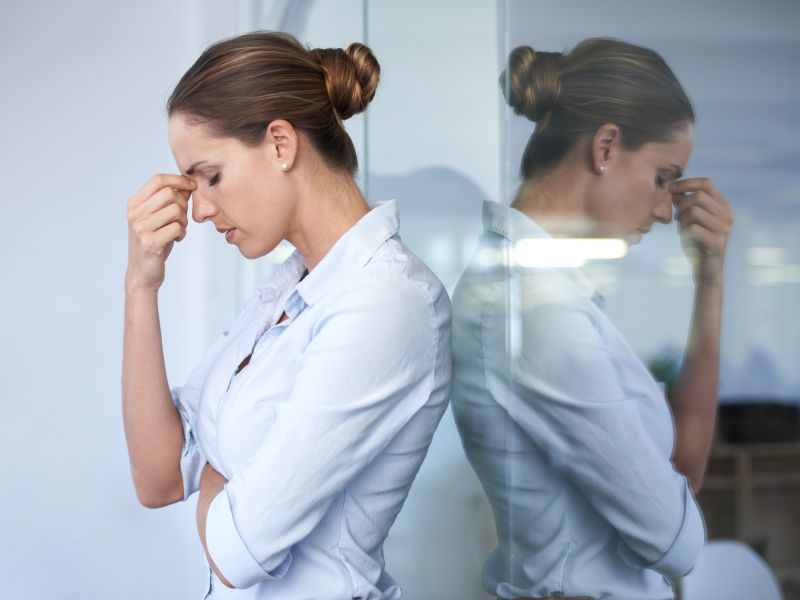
451,201,705,600
171,200,452,599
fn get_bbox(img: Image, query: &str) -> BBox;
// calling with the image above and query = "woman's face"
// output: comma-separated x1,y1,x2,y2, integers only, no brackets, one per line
588,124,694,244
168,112,293,259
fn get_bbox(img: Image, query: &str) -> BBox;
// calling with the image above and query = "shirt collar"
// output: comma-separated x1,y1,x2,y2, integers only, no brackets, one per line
482,200,600,302
255,200,400,307
254,251,307,303
483,198,551,243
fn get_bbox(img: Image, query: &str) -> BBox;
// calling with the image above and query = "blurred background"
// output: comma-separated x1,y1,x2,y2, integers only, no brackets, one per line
1,0,798,598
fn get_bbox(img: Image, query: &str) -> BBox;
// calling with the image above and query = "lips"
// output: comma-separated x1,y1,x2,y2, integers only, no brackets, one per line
215,226,236,242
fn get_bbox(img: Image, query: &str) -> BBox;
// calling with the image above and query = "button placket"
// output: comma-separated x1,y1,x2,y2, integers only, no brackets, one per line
224,310,273,393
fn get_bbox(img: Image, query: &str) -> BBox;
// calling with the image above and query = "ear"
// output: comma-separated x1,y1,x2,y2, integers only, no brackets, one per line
590,123,621,174
263,119,298,172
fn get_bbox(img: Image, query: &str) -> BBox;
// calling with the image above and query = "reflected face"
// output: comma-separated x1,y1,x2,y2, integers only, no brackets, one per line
588,124,694,243
167,112,292,259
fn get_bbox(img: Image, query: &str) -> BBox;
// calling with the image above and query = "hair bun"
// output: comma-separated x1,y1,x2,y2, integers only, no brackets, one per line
313,43,380,120
500,45,564,122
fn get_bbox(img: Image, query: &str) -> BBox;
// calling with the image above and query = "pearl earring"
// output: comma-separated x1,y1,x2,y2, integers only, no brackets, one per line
280,163,289,171
599,165,608,173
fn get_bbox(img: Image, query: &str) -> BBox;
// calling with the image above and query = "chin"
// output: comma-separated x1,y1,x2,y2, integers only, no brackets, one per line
242,240,281,260
623,231,643,245
239,246,267,260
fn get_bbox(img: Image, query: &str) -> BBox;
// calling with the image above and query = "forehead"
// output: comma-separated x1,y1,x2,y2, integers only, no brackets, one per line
167,113,228,168
643,125,694,168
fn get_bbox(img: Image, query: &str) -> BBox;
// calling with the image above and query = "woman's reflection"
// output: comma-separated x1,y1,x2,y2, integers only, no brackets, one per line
451,38,733,600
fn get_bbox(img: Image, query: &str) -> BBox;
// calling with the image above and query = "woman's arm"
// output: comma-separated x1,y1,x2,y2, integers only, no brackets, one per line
122,287,185,507
667,177,734,493
122,173,195,508
668,282,723,493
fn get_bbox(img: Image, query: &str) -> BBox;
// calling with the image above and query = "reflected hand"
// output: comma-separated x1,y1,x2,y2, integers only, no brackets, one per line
670,177,734,287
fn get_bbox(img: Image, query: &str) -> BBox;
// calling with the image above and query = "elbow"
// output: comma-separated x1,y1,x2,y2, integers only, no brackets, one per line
672,456,706,496
137,493,173,509
136,488,179,509
686,465,706,495
133,478,183,509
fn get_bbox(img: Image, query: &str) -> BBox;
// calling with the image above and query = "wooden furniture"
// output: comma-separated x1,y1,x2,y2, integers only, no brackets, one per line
697,441,800,599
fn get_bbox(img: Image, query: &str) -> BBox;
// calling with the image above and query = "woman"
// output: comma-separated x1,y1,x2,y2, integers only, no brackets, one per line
122,32,451,599
451,39,733,599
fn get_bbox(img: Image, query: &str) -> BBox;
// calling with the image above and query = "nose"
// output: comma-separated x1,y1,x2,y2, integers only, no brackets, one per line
190,189,217,224
652,191,673,225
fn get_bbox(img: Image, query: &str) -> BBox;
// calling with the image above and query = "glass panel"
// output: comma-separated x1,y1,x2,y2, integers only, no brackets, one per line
479,2,800,598
363,3,501,598
238,2,800,598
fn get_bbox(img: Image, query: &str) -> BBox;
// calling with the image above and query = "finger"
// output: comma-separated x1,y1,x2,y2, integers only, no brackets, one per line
131,187,188,221
142,222,186,255
673,189,716,214
681,223,726,255
674,190,734,228
132,202,188,238
676,203,729,235
674,195,734,233
669,177,719,197
128,173,196,210
148,188,189,217
175,187,193,203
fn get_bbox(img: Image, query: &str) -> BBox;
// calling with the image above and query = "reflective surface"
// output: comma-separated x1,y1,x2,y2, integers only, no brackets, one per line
242,1,800,598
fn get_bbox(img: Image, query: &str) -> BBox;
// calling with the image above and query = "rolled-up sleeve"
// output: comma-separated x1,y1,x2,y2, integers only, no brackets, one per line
169,330,231,500
205,275,448,589
170,386,206,500
498,297,705,578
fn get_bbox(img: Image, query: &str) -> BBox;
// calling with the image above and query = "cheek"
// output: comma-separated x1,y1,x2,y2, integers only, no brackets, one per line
622,173,657,213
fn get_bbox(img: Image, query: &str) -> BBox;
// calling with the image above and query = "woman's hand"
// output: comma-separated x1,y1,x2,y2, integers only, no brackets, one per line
197,462,235,588
126,173,196,293
670,177,734,288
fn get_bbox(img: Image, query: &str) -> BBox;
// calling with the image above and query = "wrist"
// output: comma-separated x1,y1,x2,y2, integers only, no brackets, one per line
694,274,724,292
125,273,161,297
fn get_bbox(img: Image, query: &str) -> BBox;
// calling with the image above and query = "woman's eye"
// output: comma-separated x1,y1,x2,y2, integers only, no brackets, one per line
656,176,666,189
209,173,220,186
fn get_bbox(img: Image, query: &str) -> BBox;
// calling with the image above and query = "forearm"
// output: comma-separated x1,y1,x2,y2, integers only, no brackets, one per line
122,283,184,507
668,281,723,493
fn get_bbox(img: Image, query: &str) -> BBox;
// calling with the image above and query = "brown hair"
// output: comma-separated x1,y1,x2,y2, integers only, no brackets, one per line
167,31,380,175
500,38,694,179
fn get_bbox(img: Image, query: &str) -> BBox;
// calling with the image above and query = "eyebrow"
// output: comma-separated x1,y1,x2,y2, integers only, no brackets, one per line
668,164,684,179
183,160,206,176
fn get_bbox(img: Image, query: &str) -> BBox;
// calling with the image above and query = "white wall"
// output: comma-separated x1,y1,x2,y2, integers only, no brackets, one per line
0,2,242,597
